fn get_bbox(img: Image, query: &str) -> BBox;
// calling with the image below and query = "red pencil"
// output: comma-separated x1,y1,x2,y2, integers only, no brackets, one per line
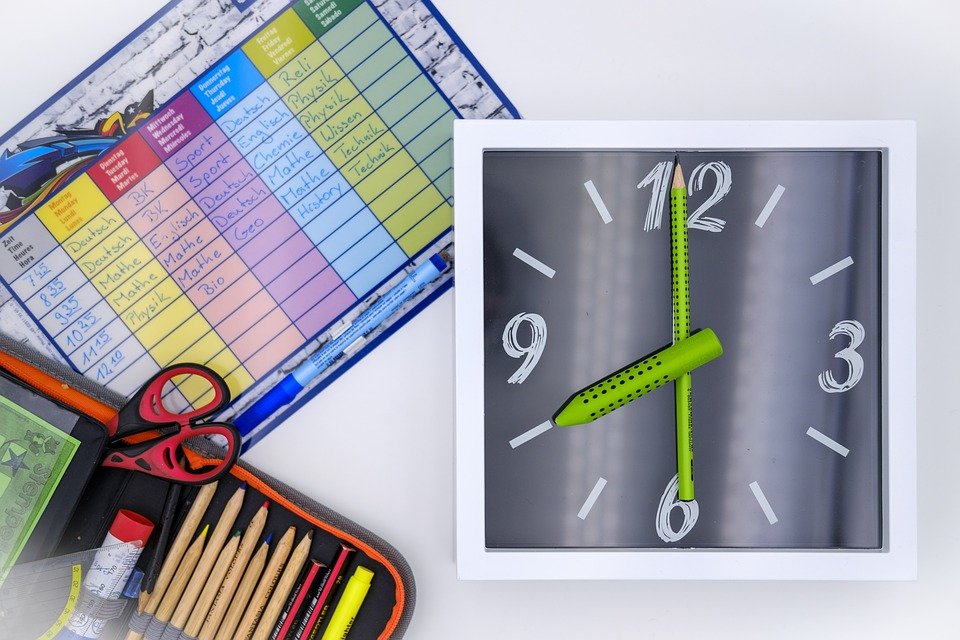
272,559,324,640
290,545,355,640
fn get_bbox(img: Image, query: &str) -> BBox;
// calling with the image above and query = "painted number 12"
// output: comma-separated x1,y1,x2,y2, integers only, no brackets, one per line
637,159,732,232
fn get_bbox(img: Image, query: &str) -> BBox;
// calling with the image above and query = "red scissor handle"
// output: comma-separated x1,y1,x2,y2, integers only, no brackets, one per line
108,364,230,438
136,364,229,425
102,422,240,484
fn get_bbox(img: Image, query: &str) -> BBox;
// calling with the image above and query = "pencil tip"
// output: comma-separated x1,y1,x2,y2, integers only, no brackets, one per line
261,500,270,510
233,530,242,537
265,532,273,545
200,524,210,538
137,591,150,612
672,159,685,189
239,482,247,491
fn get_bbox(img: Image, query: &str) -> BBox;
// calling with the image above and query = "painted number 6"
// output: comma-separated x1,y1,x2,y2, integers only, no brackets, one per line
655,474,699,543
502,312,547,384
818,320,865,393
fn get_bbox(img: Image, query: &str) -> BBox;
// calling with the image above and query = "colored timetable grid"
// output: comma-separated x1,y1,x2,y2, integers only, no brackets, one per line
0,0,456,408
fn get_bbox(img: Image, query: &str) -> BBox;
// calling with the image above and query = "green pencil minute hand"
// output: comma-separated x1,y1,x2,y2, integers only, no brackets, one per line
551,328,723,428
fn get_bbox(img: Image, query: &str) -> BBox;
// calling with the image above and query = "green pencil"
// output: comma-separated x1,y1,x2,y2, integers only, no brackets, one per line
671,158,695,501
552,329,722,428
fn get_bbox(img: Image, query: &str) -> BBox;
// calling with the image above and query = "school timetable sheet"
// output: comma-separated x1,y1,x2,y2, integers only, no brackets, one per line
0,0,516,447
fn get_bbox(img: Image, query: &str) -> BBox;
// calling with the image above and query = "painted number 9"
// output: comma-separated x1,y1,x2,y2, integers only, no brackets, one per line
818,319,865,393
656,474,699,543
502,312,547,385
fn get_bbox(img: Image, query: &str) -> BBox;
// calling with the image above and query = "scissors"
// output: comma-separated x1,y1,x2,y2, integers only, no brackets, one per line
100,363,240,484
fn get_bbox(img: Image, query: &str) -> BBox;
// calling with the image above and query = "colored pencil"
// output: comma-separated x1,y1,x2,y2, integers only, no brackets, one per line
183,530,241,638
235,526,296,640
671,158,695,501
270,560,323,640
125,481,217,640
199,500,270,640
287,563,332,640
294,545,355,640
216,535,271,640
168,484,246,634
251,531,313,640
149,526,208,633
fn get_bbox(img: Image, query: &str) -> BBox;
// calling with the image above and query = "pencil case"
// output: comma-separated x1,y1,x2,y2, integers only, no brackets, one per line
0,335,416,639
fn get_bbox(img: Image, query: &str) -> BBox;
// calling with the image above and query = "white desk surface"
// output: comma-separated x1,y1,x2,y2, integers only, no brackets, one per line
1,1,956,637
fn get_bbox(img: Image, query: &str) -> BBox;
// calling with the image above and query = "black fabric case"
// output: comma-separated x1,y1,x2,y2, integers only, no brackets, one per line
0,337,416,639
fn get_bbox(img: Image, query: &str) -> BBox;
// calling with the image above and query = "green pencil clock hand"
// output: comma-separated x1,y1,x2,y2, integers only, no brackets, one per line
552,329,722,427
671,159,695,501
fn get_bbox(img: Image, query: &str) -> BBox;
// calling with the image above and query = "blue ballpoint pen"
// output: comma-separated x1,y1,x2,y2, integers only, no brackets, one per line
233,252,450,435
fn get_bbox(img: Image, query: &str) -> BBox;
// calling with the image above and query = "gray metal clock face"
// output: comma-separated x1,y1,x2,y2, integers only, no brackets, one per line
481,150,883,549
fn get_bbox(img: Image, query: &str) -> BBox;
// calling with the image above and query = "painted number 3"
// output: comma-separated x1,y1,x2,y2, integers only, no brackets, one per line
818,320,865,393
502,312,547,384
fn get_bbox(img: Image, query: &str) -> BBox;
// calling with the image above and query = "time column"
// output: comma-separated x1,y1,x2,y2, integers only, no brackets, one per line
0,177,157,396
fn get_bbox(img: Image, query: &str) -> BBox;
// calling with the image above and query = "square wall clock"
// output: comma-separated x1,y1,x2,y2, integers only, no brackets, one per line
454,121,916,580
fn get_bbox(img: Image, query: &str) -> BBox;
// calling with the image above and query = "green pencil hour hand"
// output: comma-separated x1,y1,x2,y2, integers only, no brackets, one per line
552,328,723,428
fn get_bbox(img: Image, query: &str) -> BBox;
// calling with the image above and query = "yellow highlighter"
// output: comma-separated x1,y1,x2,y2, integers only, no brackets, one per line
319,566,374,640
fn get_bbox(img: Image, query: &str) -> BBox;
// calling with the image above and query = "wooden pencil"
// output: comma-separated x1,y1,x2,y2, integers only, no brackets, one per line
150,525,208,631
198,501,270,640
125,481,217,640
250,530,313,640
183,530,241,638
215,536,272,640
234,526,296,640
168,484,246,634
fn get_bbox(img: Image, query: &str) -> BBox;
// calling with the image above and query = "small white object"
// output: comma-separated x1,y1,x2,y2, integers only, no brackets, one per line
583,180,613,224
344,336,366,357
330,321,352,339
512,248,556,278
754,184,786,228
749,481,779,525
577,477,607,520
806,427,850,457
508,420,553,449
810,256,854,284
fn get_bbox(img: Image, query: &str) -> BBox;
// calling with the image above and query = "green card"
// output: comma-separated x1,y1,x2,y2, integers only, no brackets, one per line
0,395,79,586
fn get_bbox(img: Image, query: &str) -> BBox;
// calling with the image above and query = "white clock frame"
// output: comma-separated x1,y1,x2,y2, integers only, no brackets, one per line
453,120,916,580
